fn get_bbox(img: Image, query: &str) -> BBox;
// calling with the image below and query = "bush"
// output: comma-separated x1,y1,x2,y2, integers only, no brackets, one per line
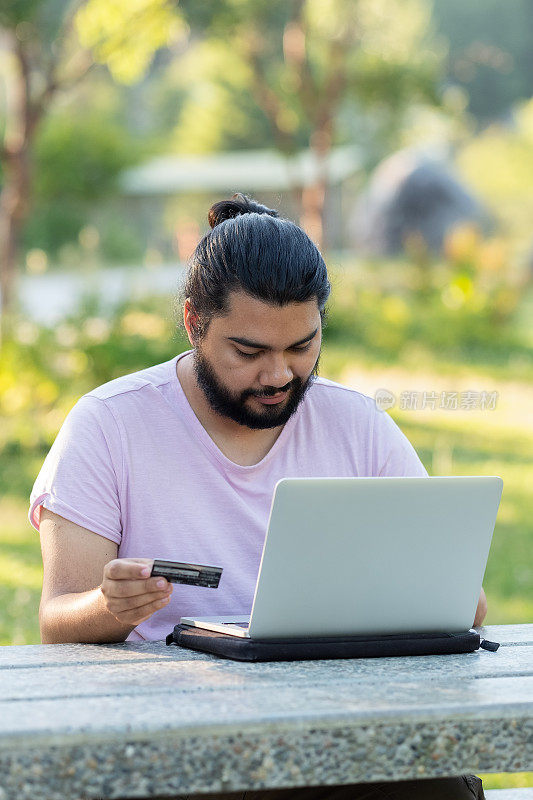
2,258,531,496
0,295,189,496
22,110,146,258
324,241,530,366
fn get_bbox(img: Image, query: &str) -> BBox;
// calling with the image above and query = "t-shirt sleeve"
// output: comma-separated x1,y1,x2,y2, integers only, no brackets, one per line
371,408,428,477
28,395,123,544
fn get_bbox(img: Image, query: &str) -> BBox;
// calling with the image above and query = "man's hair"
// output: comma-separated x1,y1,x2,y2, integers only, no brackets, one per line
181,193,330,338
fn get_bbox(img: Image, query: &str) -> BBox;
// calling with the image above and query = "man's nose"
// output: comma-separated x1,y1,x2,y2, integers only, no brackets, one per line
258,354,293,388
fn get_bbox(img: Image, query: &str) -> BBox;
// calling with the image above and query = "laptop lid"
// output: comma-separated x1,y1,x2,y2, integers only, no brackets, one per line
247,476,503,639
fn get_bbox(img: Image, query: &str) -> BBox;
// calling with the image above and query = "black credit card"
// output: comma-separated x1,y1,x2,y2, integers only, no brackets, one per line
151,559,223,588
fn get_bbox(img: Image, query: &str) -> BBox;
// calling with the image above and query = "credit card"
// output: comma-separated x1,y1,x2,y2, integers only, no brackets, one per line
150,559,223,588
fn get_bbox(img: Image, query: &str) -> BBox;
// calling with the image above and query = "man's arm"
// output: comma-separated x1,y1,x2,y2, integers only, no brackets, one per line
39,508,172,643
473,587,487,627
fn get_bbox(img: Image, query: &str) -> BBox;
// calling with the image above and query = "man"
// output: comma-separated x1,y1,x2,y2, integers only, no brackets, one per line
30,194,486,799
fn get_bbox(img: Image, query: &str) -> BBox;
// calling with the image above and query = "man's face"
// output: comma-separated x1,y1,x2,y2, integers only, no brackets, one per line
190,291,322,430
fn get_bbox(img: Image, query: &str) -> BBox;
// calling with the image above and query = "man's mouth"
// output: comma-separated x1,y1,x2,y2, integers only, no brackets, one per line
252,391,289,405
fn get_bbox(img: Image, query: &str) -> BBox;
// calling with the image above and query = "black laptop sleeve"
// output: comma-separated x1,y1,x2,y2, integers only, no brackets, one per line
166,624,498,662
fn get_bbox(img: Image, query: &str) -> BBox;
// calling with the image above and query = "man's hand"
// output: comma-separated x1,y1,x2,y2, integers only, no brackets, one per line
100,558,173,627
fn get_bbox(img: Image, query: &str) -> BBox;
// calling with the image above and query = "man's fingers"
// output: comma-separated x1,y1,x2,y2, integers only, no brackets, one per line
109,589,172,613
104,558,154,581
101,558,172,626
110,593,172,625
104,575,170,598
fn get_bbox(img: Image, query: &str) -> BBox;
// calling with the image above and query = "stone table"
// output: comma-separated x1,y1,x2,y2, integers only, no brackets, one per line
0,624,531,800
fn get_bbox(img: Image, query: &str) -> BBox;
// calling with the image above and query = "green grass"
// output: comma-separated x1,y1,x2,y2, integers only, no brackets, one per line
0,498,43,645
479,773,533,791
319,338,533,626
396,415,533,624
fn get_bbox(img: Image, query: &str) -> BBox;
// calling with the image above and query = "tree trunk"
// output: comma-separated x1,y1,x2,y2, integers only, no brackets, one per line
0,147,31,344
299,126,332,252
300,181,326,251
0,28,34,347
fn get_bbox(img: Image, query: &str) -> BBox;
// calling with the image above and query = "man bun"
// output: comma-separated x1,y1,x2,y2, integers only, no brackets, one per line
208,192,278,229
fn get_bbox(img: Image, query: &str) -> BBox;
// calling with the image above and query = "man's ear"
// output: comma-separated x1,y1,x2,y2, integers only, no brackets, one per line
183,299,201,345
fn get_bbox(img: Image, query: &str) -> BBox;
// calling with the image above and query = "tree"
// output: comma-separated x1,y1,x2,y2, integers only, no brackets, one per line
176,0,442,247
432,0,533,124
0,0,182,342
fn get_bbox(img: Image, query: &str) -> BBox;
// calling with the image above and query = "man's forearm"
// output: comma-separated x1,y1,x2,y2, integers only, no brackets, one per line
39,588,135,644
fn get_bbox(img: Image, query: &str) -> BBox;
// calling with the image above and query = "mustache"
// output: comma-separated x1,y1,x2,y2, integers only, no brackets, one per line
242,380,297,399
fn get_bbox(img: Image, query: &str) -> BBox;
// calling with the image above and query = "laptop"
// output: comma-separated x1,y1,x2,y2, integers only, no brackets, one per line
180,476,503,640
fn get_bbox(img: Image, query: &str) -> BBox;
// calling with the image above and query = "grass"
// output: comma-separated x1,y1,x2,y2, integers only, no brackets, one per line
0,498,43,645
398,416,533,623
478,773,533,790
320,340,533,626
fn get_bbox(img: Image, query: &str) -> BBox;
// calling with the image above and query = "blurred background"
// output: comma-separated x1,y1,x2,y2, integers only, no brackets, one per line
0,3,532,785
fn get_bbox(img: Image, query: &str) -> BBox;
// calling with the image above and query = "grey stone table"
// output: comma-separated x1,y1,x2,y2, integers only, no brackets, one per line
0,624,532,800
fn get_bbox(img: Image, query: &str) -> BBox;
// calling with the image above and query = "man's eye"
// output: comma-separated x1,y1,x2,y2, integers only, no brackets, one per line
291,343,312,353
236,344,311,358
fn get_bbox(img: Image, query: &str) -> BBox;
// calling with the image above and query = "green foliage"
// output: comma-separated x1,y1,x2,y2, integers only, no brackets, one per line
456,97,533,248
172,0,442,156
0,296,189,472
0,0,46,27
21,109,145,256
168,40,281,154
75,0,186,84
0,256,530,492
34,110,143,200
98,215,145,262
432,0,533,123
324,251,530,368
0,0,188,289
22,202,85,255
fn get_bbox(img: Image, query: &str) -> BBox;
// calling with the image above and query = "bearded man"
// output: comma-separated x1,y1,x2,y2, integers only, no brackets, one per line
30,194,486,800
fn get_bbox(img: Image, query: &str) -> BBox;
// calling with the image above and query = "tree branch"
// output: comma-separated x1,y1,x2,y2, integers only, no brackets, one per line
33,0,90,116
283,0,316,120
1,31,31,155
310,28,357,154
239,30,295,154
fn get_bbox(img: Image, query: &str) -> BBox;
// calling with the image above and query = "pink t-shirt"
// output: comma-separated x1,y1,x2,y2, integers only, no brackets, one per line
29,352,427,641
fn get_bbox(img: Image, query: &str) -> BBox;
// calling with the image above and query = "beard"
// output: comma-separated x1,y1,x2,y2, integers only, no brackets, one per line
193,346,320,430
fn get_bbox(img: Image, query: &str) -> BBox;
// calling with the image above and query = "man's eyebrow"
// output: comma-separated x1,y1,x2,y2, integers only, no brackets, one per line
227,328,319,350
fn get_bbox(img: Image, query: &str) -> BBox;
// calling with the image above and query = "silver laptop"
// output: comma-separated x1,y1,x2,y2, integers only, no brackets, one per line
180,476,503,639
